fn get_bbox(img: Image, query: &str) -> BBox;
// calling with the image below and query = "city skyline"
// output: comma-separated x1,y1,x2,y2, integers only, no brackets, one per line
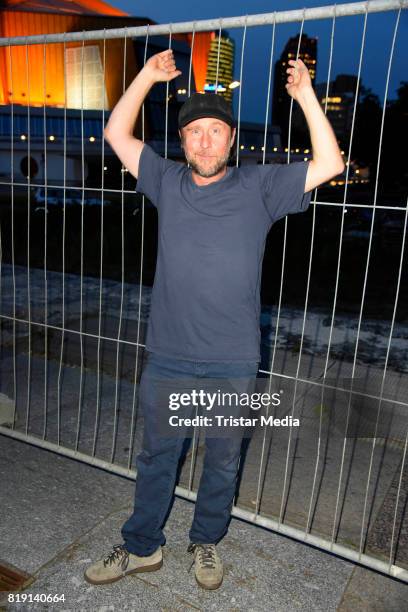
113,0,407,123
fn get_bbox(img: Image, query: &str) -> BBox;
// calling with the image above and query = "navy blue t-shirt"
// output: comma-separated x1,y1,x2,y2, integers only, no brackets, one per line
136,144,312,362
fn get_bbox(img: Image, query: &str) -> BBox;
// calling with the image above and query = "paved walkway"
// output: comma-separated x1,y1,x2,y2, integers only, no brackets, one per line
1,265,407,609
1,435,407,612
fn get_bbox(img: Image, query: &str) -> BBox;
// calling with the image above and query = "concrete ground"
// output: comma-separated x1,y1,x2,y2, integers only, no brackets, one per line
0,266,407,609
0,435,407,612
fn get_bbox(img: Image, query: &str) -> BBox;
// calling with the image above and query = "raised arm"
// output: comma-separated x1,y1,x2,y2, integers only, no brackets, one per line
285,58,345,192
103,50,182,179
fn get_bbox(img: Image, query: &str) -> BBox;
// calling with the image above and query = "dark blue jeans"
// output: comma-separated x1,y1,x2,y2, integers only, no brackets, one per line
121,351,259,556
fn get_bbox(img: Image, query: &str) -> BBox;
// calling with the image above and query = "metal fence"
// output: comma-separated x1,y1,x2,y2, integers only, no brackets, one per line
1,0,408,583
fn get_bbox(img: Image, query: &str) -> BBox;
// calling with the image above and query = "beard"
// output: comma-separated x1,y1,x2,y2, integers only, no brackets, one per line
184,146,233,178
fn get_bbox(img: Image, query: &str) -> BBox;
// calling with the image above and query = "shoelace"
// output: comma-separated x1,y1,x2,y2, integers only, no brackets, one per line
103,544,130,571
187,543,216,573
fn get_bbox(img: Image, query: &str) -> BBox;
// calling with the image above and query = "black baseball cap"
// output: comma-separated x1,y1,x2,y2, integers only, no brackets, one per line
178,92,236,129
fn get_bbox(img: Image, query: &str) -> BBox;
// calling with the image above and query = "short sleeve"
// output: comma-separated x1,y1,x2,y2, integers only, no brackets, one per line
135,143,170,208
258,160,312,223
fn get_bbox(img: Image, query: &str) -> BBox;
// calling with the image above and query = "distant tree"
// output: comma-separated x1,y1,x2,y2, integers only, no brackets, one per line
380,81,408,195
350,85,382,175
352,82,408,197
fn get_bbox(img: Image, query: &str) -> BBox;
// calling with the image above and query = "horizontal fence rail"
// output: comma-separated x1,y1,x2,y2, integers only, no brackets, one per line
1,0,408,586
0,1,406,46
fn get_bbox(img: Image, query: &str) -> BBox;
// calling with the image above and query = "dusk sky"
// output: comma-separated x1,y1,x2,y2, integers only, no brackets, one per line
112,0,407,123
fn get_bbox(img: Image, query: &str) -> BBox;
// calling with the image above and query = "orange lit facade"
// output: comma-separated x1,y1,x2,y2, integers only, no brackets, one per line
0,0,213,110
0,0,216,185
186,31,212,94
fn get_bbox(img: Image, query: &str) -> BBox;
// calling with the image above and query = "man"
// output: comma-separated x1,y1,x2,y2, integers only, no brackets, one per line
85,49,344,590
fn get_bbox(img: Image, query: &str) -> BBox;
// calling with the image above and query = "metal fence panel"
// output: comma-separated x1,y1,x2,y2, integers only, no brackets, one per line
0,0,407,583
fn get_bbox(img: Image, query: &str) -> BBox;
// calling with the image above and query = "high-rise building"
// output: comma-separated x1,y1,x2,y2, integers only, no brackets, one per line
314,75,359,145
272,33,317,147
204,31,235,103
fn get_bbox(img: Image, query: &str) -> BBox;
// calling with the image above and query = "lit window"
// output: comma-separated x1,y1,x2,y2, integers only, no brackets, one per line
65,45,108,111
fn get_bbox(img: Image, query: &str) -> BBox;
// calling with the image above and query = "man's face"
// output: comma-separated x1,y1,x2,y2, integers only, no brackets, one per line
179,118,236,178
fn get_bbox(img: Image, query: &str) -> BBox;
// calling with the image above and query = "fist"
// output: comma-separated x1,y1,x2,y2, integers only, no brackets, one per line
144,49,182,83
285,58,312,100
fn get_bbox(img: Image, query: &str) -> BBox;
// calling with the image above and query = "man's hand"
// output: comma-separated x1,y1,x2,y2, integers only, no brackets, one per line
144,49,182,83
285,58,313,101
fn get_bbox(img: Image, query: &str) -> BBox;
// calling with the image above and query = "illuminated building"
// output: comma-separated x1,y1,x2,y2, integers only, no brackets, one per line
203,31,234,103
0,0,214,184
315,75,360,143
0,0,142,109
272,33,317,147
0,0,213,115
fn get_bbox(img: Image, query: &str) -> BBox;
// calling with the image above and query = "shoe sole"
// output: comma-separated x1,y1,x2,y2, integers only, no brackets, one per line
195,575,223,590
84,558,163,585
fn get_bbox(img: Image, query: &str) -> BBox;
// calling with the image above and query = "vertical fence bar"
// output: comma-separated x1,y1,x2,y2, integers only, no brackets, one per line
93,29,108,458
261,14,276,167
233,17,248,486
111,28,129,464
235,16,248,165
57,32,67,448
278,7,307,526
128,25,150,471
42,37,49,440
389,356,408,568
0,221,1,359
215,19,222,93
357,6,402,558
385,192,408,568
75,34,86,451
187,22,195,97
7,43,18,429
165,25,172,161
24,38,32,436
254,13,277,517
305,7,338,536
313,21,365,545
331,4,373,546
186,21,200,493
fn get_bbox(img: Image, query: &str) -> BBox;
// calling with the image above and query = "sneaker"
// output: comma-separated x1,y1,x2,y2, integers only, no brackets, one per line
187,543,223,590
84,544,163,585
